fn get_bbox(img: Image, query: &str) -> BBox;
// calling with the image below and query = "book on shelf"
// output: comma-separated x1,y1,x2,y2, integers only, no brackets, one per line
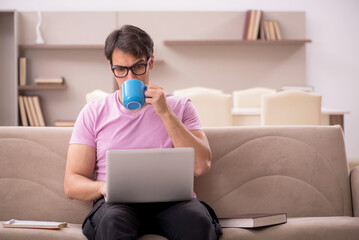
18,96,28,126
268,21,277,40
273,21,282,40
247,10,256,40
19,57,27,86
263,21,271,40
219,213,287,228
28,96,39,126
34,77,64,85
32,96,46,126
19,95,46,127
252,10,262,40
259,18,266,40
242,10,251,40
22,96,35,126
3,219,67,230
54,120,76,127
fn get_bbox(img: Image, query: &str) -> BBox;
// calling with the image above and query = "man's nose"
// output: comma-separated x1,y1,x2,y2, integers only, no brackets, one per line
126,69,136,80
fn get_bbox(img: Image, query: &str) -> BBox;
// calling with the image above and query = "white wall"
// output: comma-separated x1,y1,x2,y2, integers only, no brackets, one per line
1,0,359,162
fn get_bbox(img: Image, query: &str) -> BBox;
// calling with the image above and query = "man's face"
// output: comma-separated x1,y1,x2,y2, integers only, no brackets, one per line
110,49,154,91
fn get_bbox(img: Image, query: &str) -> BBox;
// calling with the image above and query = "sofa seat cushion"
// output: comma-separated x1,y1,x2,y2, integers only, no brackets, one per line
221,217,359,240
2,218,359,240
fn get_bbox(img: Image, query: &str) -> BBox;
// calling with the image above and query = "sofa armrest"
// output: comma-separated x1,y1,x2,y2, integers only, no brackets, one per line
350,166,359,217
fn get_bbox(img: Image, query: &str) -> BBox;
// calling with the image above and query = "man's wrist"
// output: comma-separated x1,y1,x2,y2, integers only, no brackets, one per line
96,181,105,197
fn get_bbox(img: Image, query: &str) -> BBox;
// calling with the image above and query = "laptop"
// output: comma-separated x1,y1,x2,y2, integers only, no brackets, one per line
105,148,194,203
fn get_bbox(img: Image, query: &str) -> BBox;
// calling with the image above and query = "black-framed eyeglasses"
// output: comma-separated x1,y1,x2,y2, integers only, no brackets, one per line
111,57,151,78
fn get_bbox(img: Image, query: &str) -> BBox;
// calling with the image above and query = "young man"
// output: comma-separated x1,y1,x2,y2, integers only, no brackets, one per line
64,25,222,240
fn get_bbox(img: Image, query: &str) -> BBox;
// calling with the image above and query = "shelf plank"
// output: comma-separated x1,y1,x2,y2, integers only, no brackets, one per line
18,85,68,91
19,44,104,50
19,44,165,63
164,39,312,45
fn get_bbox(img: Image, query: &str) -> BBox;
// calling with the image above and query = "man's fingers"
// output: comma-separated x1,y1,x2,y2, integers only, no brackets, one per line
145,88,164,98
145,83,164,90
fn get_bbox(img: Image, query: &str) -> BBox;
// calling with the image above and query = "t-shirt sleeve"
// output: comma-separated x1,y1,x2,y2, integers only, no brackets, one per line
69,104,97,147
182,99,203,131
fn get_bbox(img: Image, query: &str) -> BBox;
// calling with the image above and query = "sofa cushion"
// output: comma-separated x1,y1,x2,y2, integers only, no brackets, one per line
195,126,352,218
0,127,91,223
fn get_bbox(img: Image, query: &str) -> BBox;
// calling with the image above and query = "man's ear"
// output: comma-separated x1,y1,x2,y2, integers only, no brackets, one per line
149,56,154,70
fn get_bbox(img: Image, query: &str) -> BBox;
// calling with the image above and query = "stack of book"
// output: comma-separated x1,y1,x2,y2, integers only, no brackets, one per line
262,20,282,40
243,10,282,41
18,95,46,127
34,77,65,86
243,10,263,40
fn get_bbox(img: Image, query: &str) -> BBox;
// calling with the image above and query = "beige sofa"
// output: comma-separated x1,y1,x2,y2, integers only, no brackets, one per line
1,126,359,240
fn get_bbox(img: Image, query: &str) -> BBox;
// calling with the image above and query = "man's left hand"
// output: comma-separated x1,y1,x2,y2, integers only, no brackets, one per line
145,84,171,116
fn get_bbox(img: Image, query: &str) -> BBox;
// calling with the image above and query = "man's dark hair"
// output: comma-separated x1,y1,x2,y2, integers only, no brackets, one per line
104,25,154,64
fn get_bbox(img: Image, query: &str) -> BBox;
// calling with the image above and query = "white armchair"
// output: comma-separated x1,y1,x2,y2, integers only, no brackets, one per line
173,87,232,127
261,90,322,125
233,87,276,108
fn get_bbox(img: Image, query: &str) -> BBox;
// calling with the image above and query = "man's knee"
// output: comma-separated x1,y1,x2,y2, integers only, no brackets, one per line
184,209,218,239
157,200,220,240
95,204,140,240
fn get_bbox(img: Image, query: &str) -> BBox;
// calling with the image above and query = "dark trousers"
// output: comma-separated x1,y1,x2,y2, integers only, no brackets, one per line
82,197,222,240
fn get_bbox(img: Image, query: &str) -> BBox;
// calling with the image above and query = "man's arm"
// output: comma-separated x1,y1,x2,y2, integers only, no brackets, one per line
161,113,212,177
145,84,212,177
64,144,105,201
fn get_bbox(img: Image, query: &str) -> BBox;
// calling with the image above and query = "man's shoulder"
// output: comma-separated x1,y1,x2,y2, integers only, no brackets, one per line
166,93,189,105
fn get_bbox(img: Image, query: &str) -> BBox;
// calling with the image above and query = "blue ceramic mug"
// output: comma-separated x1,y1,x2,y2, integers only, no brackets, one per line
121,79,147,110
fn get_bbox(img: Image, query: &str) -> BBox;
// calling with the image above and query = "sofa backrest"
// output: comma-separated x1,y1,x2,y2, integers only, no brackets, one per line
0,126,352,223
195,126,352,218
0,127,91,224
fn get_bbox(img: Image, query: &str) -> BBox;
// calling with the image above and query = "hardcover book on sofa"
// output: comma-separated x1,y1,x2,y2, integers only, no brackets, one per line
219,213,287,228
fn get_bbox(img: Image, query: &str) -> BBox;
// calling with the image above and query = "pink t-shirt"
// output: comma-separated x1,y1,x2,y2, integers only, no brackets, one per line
70,90,202,181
